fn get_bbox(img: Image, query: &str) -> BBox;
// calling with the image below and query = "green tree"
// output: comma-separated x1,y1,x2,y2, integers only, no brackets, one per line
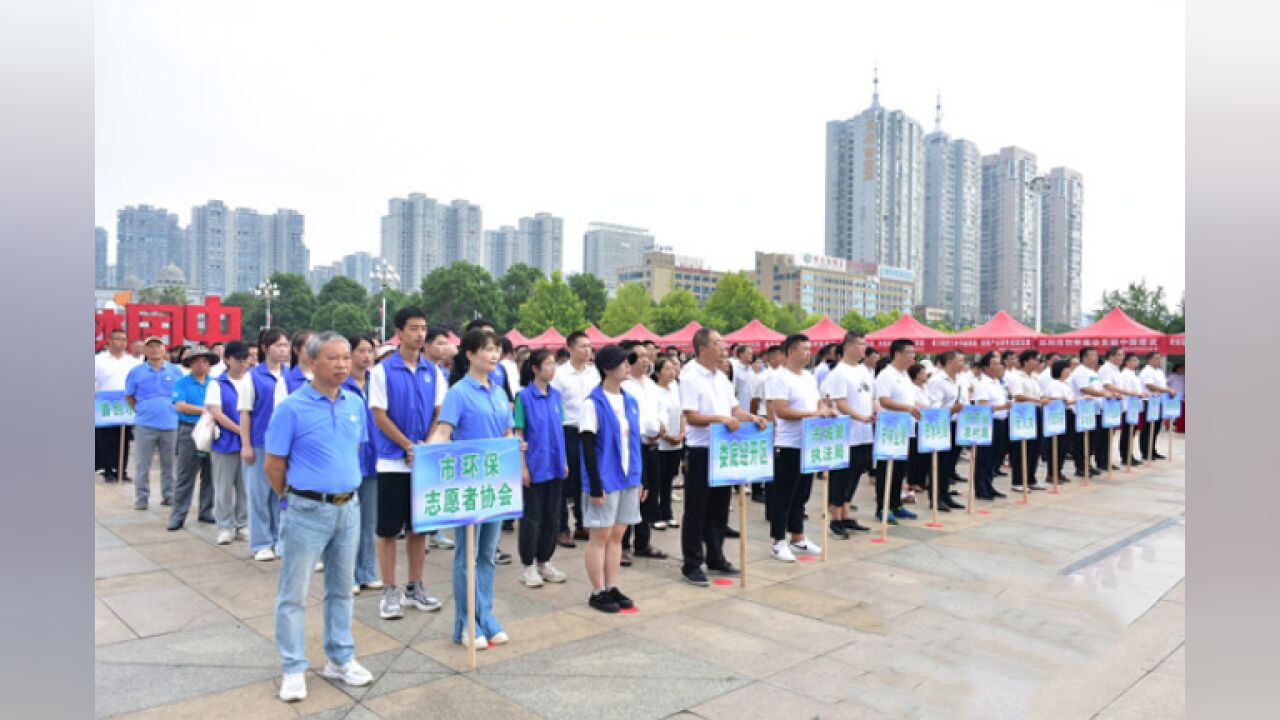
137,285,189,305
267,273,315,332
599,283,656,336
703,272,774,333
771,303,823,335
1095,279,1176,332
569,273,608,324
518,271,587,336
499,264,544,323
839,309,875,335
419,262,507,332
309,302,371,337
926,319,956,333
367,287,414,338
647,288,702,335
222,291,265,339
316,276,368,308
870,309,902,331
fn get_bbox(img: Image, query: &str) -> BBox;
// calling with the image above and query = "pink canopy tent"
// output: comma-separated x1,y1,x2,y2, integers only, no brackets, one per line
583,325,614,345
616,323,663,344
800,316,847,346
526,327,567,349
865,315,951,352
658,321,703,352
943,311,1041,353
721,319,785,350
1166,333,1185,355
505,328,531,347
1039,307,1166,355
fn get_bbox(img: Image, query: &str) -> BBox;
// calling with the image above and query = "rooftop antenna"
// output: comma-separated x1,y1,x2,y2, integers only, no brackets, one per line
872,66,880,108
934,91,942,132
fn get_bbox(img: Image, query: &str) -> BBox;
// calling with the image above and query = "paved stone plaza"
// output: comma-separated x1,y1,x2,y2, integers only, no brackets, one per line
95,440,1185,719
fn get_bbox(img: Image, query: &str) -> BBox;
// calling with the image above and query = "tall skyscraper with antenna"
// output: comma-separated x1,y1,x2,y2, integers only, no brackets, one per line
922,93,983,324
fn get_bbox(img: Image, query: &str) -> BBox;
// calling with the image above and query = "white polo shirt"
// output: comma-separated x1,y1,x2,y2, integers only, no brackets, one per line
95,350,140,392
680,360,739,448
1098,361,1124,392
766,367,820,449
874,364,917,438
731,359,756,412
621,375,664,442
1120,368,1146,396
926,372,961,423
974,374,1011,420
1139,365,1168,393
1069,365,1104,414
1043,378,1075,402
820,362,875,446
552,361,601,427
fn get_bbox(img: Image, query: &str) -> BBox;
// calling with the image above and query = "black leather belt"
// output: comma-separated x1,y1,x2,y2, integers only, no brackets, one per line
288,487,355,506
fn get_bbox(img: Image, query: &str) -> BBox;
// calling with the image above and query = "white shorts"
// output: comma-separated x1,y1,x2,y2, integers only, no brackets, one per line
581,486,642,528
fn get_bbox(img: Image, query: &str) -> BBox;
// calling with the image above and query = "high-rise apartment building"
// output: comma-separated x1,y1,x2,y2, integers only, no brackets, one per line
1040,167,1084,328
825,71,926,302
341,251,377,292
443,199,483,268
980,147,1042,325
228,208,264,294
188,201,230,295
116,205,183,288
309,262,342,293
485,226,519,278
518,212,563,276
922,99,982,326
380,193,446,292
265,209,308,279
583,223,655,294
95,227,108,288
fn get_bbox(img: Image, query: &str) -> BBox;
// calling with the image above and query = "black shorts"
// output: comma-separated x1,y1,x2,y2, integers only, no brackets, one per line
376,472,414,538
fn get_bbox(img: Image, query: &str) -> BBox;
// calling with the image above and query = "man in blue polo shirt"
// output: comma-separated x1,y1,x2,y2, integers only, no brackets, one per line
125,336,183,511
265,331,373,703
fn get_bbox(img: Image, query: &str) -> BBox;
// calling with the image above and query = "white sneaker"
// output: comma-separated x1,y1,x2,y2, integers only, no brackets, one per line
430,532,456,549
521,566,544,588
363,580,384,590
538,563,567,583
216,529,234,545
314,561,324,573
379,586,404,620
278,672,307,702
490,631,509,645
460,634,488,650
352,584,361,596
403,582,443,612
771,540,796,563
235,527,248,540
254,548,276,562
319,659,373,687
789,538,821,556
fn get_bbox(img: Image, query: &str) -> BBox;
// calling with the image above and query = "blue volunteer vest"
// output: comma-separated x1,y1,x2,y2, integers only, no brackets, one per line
580,385,642,494
284,364,308,394
372,351,441,460
519,384,567,483
247,363,282,448
343,374,378,478
211,374,242,454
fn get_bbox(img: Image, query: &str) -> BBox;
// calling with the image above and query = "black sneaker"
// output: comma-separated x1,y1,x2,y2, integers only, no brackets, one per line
707,562,740,577
682,568,710,586
495,548,512,565
829,521,849,539
844,518,871,533
724,527,740,538
608,586,635,610
589,590,620,613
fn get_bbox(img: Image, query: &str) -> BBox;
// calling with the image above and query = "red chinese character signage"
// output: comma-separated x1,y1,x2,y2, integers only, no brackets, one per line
95,297,240,351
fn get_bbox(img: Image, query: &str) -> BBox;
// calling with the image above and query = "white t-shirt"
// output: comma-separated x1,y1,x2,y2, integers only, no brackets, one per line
368,360,448,472
1098,361,1124,392
95,350,140,392
751,366,774,406
237,365,289,413
926,372,961,422
552,362,601,426
1009,369,1042,400
815,362,832,386
656,381,684,451
204,374,252,410
680,360,739,448
621,376,663,442
956,370,974,405
1043,378,1074,402
1120,368,1146,396
1069,365,1103,413
766,367,821,449
974,374,1011,420
874,364,918,437
209,361,227,378
821,362,874,446
579,389,629,475
1139,365,1168,393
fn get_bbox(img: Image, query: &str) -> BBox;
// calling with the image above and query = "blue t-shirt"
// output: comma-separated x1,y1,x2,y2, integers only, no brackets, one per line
440,375,513,441
171,373,210,424
265,383,368,494
125,361,183,430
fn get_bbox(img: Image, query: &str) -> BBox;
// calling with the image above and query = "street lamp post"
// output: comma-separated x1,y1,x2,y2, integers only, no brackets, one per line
371,260,400,342
255,280,280,330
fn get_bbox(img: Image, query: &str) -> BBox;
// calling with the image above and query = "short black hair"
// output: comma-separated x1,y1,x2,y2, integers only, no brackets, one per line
555,347,571,363
224,340,250,360
346,333,375,352
257,328,287,358
1018,349,1040,365
1123,352,1139,365
841,331,864,348
425,324,451,343
766,344,783,356
692,328,717,356
735,344,752,358
466,318,496,332
888,338,914,362
394,306,427,331
1079,346,1097,361
907,363,927,382
1145,352,1162,363
979,351,1000,370
782,333,809,356
108,328,127,338
1052,359,1072,380
935,350,959,366
565,331,589,348
864,346,881,359
1000,349,1017,362
1104,345,1123,361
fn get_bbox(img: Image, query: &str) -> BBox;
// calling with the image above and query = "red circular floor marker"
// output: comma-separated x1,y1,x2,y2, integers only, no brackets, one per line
1047,489,1060,495
712,578,735,586
797,555,818,562
620,607,639,615
925,522,943,528
870,537,887,544
977,510,992,515
1015,499,1028,505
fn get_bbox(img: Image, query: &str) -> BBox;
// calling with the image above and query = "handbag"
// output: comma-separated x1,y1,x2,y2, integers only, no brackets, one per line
192,411,220,452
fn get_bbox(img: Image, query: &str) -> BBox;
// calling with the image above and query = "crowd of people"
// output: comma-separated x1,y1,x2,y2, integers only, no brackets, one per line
92,314,1186,702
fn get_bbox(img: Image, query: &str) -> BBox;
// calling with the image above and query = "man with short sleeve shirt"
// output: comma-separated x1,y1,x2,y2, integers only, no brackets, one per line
265,332,373,703
619,342,669,562
95,329,140,482
551,331,601,546
125,336,183,510
925,350,966,509
678,328,767,586
1007,349,1047,491
168,345,218,529
821,332,876,534
872,339,921,522
1139,352,1174,460
972,353,1013,499
1068,347,1109,476
765,334,829,561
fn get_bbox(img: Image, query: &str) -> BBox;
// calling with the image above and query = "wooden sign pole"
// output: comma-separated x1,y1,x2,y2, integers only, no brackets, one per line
1050,435,1060,494
1148,416,1157,466
1083,432,1091,488
966,451,975,513
1018,441,1029,504
118,426,127,482
738,483,748,588
821,471,829,562
927,453,941,528
1108,429,1116,479
1168,418,1174,460
1125,426,1134,473
466,523,477,670
875,461,894,543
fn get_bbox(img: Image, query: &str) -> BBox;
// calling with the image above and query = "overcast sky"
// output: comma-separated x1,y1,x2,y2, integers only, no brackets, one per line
95,0,1185,310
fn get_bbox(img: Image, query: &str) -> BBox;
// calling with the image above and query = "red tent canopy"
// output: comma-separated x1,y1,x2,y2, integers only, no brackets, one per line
1166,333,1184,354
583,325,614,345
658,321,703,352
527,327,567,349
616,323,663,344
721,319,785,350
505,328,531,347
800,316,846,346
865,315,951,351
943,311,1041,352
1039,307,1166,354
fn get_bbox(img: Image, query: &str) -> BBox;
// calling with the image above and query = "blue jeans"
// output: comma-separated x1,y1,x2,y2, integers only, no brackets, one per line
354,475,379,586
452,520,503,642
245,446,281,554
274,493,360,674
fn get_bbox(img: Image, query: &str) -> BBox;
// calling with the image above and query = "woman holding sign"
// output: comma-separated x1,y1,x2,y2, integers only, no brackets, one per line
766,334,831,559
1042,360,1077,482
428,329,514,650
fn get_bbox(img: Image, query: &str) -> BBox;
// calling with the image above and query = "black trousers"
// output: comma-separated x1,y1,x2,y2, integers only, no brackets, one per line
96,426,132,477
560,427,585,533
519,478,562,566
1119,422,1141,462
1139,416,1163,459
937,424,960,501
975,418,1010,497
1011,408,1042,487
768,448,813,540
657,449,682,522
907,437,931,491
875,453,909,514
680,447,729,573
1092,424,1112,470
623,445,662,552
1068,411,1091,473
1041,425,1071,480
829,444,873,507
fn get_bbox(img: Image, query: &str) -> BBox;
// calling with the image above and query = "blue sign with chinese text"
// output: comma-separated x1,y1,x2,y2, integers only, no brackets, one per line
411,437,523,533
709,422,774,487
94,390,136,428
873,411,911,461
1101,399,1124,429
1043,400,1067,438
1009,403,1038,442
956,405,993,447
1076,400,1098,431
1125,397,1143,425
800,416,851,473
1162,393,1182,420
917,407,952,454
